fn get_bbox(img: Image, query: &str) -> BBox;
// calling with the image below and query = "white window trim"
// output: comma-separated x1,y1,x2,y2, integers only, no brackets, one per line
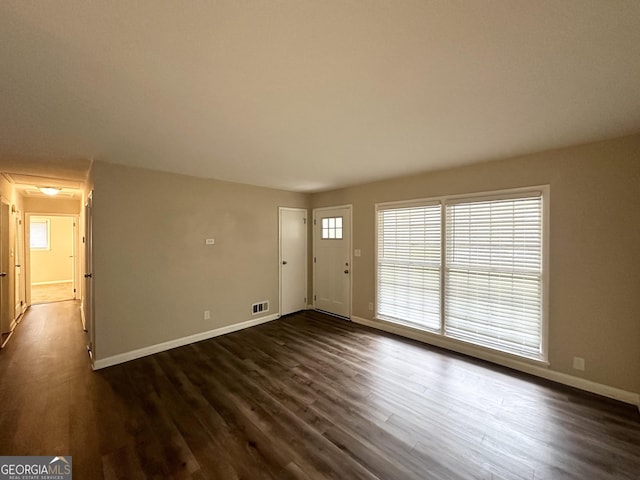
375,185,550,364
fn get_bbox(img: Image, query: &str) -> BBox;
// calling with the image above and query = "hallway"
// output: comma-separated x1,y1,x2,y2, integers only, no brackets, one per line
0,301,101,478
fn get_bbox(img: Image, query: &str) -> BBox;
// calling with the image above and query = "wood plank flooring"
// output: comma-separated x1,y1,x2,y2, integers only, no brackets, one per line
30,282,74,304
0,302,638,479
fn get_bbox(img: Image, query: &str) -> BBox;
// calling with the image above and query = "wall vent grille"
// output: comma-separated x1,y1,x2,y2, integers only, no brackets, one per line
252,301,270,315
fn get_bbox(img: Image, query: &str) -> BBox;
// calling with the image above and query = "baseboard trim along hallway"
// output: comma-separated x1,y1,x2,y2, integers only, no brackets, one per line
93,313,279,369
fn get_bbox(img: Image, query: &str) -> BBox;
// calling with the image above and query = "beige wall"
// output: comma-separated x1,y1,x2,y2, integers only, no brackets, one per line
30,216,74,284
91,161,309,360
23,197,81,215
311,134,640,395
0,176,24,210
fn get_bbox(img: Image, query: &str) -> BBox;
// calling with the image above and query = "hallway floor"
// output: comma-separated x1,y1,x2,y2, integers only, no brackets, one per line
30,282,74,304
0,301,100,478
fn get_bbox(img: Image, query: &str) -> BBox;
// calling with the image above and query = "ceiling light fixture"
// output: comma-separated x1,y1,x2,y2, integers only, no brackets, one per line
39,187,61,196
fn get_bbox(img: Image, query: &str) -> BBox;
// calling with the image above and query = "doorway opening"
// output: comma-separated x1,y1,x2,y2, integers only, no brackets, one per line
27,214,79,305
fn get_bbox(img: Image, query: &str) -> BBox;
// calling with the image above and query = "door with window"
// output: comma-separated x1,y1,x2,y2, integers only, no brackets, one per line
313,205,351,318
280,208,308,316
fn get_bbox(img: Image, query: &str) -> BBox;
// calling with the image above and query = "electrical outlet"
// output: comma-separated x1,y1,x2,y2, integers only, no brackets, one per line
205,238,215,245
204,310,211,320
573,356,585,371
368,302,374,311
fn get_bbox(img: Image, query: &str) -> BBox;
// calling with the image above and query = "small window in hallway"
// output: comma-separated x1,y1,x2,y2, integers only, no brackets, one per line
30,218,50,250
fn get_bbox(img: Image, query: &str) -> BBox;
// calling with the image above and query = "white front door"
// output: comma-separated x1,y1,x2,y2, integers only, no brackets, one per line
313,206,351,318
280,208,308,316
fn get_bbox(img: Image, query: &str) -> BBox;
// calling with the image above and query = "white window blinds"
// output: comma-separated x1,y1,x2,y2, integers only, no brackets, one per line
377,203,441,330
30,218,50,250
445,194,543,359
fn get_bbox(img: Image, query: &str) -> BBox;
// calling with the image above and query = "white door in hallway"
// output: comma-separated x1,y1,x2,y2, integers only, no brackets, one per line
14,211,25,319
83,193,94,356
0,199,11,338
313,205,351,318
280,208,308,316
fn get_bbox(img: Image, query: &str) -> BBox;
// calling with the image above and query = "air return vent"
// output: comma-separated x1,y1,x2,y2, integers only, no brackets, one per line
252,301,269,315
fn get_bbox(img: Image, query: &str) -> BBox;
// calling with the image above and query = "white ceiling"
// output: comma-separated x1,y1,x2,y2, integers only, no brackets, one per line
1,1,639,193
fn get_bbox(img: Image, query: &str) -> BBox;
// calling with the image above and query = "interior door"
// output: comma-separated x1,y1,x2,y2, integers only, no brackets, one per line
14,211,25,319
0,199,11,336
83,193,94,356
71,218,77,299
280,208,307,316
313,205,351,318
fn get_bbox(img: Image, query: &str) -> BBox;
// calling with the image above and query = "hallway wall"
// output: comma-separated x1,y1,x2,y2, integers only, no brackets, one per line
91,161,309,362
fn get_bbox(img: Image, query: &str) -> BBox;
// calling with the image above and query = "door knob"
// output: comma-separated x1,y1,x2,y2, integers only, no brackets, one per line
84,273,93,278
282,261,288,265
344,270,349,274
0,272,7,277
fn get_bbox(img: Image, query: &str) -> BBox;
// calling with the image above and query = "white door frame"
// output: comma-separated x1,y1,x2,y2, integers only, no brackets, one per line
279,207,308,316
83,191,95,360
0,197,11,343
312,204,353,319
25,212,80,306
13,207,26,321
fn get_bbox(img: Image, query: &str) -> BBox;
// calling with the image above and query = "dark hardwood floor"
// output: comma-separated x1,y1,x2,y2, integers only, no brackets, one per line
0,302,638,479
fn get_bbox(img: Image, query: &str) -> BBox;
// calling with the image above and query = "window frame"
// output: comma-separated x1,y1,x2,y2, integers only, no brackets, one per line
29,217,51,251
321,216,344,240
375,185,549,363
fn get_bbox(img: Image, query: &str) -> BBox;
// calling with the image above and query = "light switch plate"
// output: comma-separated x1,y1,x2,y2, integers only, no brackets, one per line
354,249,361,257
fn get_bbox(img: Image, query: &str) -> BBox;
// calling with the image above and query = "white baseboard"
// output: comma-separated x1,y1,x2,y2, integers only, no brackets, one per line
93,313,280,370
80,303,86,331
0,330,14,349
31,280,73,286
352,316,640,408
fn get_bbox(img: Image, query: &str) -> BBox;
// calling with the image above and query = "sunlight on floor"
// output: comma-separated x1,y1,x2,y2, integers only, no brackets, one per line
31,282,74,304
